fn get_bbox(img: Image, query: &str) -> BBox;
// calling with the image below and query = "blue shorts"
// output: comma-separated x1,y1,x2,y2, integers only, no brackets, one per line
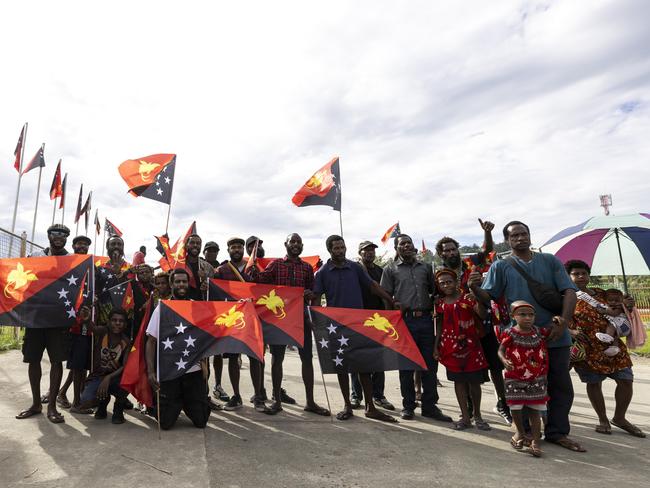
574,366,634,384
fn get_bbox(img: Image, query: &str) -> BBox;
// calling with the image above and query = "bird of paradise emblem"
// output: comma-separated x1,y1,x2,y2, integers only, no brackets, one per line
306,169,333,191
3,263,38,301
138,160,161,182
214,305,246,329
363,313,399,341
256,289,286,319
170,243,186,264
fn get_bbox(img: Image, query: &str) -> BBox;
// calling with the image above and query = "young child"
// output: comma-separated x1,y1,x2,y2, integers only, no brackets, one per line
498,301,549,457
79,307,132,424
433,269,490,431
576,288,631,356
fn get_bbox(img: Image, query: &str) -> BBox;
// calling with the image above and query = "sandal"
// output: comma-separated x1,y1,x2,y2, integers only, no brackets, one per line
365,409,398,423
475,419,491,431
548,437,586,452
304,404,331,416
510,436,524,450
47,411,65,424
16,408,42,419
611,419,646,438
595,424,612,435
452,420,472,431
56,396,72,409
69,406,94,415
530,440,543,458
336,408,354,421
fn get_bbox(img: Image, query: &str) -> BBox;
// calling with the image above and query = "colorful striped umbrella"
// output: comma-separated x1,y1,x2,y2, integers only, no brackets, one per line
540,213,650,291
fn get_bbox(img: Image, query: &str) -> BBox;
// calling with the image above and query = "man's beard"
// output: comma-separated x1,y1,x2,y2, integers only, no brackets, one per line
445,254,461,268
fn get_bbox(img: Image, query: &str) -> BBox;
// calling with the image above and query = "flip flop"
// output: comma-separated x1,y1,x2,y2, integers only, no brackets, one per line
475,419,492,431
548,437,586,452
529,441,543,458
47,411,65,424
336,409,354,421
611,419,646,438
365,410,398,423
452,420,472,431
304,405,331,416
595,424,612,435
510,436,524,450
16,408,42,419
69,406,94,415
40,395,49,404
56,396,72,409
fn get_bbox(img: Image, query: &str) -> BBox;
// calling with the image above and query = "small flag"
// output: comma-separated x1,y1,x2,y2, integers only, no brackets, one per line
155,234,169,257
104,218,123,237
209,279,304,347
380,222,401,244
155,300,264,382
74,185,84,224
310,306,426,374
0,255,94,328
94,210,100,235
59,173,67,209
120,299,154,407
244,238,259,274
12,124,26,173
80,191,92,216
158,222,196,272
121,281,135,315
22,144,45,175
49,160,63,200
118,154,176,204
291,157,341,211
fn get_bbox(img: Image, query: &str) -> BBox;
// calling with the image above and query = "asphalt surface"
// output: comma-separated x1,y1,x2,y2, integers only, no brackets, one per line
1,349,648,488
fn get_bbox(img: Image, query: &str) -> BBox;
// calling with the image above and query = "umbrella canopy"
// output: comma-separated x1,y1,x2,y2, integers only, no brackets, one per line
540,213,650,276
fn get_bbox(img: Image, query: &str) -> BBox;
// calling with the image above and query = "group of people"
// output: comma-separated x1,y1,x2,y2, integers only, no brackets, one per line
14,218,646,458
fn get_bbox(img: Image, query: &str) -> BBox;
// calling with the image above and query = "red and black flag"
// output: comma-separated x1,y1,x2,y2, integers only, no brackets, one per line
121,281,135,315
380,222,401,244
59,173,67,209
120,298,154,407
80,191,92,216
49,159,63,200
154,300,264,382
104,218,123,237
74,184,84,224
209,279,304,347
244,238,259,274
12,124,26,172
157,221,196,273
118,153,176,204
291,157,341,211
94,210,101,235
155,233,170,258
0,255,94,328
255,255,323,273
22,144,45,175
310,306,426,374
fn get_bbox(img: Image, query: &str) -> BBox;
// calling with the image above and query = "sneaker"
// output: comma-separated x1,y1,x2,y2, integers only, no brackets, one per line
250,388,268,403
350,397,362,409
421,406,452,422
224,395,243,411
374,397,395,411
123,399,134,410
493,400,512,425
272,388,296,405
401,409,415,420
213,384,230,402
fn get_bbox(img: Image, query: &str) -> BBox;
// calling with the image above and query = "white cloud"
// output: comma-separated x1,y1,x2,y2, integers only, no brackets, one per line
1,0,648,262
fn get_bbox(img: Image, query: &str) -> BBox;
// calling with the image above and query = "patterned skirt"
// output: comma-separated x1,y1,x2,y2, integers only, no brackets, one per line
504,375,549,406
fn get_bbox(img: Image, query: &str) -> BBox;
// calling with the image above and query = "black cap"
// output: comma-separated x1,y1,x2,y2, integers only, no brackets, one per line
226,237,245,247
358,240,378,252
72,235,91,246
47,224,70,236
246,236,262,248
204,241,220,251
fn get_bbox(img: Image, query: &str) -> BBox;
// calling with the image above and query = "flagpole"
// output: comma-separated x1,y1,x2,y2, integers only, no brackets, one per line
61,174,67,225
29,161,44,252
51,198,57,226
164,198,173,235
9,122,28,256
306,306,334,424
337,159,343,237
338,210,344,238
156,336,162,440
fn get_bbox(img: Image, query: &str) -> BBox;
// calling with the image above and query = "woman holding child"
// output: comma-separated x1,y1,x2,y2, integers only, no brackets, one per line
564,260,645,438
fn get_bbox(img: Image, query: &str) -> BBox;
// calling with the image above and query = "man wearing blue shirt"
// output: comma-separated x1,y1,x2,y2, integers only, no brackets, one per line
469,221,585,452
312,235,397,422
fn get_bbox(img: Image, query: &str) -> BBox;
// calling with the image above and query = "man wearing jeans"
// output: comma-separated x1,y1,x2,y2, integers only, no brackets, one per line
380,234,451,422
469,221,584,452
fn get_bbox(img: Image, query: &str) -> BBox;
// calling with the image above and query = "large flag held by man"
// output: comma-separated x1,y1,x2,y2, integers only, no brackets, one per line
120,298,154,407
118,153,176,204
0,255,94,328
310,306,426,374
291,157,341,211
152,300,264,382
209,279,304,347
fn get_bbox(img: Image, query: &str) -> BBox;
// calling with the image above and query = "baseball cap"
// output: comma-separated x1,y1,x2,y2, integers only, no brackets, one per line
358,240,378,252
72,235,91,245
203,241,220,251
226,237,245,247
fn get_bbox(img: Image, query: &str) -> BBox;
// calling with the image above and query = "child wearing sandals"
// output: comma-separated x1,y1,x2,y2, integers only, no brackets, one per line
433,269,491,431
498,301,550,457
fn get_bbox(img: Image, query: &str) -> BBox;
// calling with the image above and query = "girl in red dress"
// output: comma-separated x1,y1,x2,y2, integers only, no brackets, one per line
498,301,550,457
433,269,490,430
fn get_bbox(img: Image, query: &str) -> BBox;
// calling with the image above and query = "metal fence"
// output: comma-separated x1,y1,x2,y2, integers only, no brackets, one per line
0,227,44,346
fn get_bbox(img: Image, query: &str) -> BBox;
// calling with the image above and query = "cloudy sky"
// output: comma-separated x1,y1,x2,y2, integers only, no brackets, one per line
1,0,649,262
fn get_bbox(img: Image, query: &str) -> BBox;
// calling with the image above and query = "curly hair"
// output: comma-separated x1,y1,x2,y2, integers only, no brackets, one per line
564,259,591,275
435,236,459,256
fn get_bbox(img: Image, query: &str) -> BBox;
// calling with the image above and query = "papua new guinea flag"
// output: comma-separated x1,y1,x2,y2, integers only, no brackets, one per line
0,255,94,328
310,306,426,374
120,298,154,408
155,300,264,382
291,157,341,211
209,279,304,347
118,153,176,203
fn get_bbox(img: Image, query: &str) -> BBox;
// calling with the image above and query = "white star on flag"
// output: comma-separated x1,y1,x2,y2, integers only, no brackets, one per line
182,349,190,357
337,348,344,355
327,323,337,335
185,336,196,348
156,188,163,195
66,275,78,286
165,177,171,184
64,300,71,307
175,322,187,334
318,338,328,349
338,336,349,346
57,288,69,299
175,358,187,370
162,337,174,350
334,356,343,366
66,309,76,318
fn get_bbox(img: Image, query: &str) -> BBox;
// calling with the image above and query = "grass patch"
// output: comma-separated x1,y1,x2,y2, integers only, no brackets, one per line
630,332,650,358
0,327,23,352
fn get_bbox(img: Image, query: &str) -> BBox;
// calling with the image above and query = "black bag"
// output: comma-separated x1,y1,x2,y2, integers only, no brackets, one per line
506,257,564,315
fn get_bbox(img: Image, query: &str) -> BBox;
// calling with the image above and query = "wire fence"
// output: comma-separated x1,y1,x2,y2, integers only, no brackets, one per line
0,227,44,347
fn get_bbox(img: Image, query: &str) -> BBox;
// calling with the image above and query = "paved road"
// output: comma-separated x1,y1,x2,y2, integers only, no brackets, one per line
1,349,648,487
